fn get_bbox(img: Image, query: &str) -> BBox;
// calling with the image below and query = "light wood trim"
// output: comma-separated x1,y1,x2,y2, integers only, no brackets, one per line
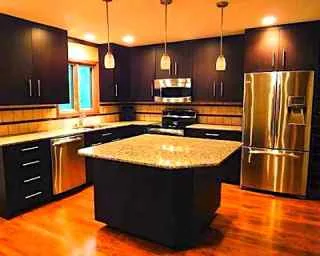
58,61,100,118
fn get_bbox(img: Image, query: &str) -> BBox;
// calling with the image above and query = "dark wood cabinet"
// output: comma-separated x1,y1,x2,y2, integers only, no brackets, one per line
0,15,33,105
129,46,155,101
244,21,320,73
32,26,69,104
0,140,52,218
0,14,69,105
99,44,130,102
155,42,193,79
192,35,244,102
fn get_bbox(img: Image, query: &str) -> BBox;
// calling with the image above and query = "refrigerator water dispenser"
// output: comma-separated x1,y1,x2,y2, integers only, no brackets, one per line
287,96,306,126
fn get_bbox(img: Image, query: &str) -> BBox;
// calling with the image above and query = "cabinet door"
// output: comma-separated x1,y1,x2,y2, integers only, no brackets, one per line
244,28,280,73
219,35,244,102
32,26,69,104
192,39,220,101
0,15,33,105
129,46,155,101
279,22,319,71
114,45,130,101
155,42,192,79
99,45,115,102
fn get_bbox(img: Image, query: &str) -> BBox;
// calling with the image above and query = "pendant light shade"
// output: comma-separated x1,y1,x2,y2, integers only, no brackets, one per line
103,0,115,69
160,0,172,71
104,52,115,69
216,0,229,71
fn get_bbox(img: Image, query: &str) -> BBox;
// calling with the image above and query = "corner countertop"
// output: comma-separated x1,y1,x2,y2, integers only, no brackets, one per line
0,121,157,147
78,134,242,170
186,124,242,132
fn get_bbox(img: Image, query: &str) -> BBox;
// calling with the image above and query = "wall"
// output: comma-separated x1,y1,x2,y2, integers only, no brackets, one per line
0,41,121,137
132,103,243,126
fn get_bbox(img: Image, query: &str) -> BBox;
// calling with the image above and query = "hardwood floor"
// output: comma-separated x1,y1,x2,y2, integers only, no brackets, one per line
0,184,319,256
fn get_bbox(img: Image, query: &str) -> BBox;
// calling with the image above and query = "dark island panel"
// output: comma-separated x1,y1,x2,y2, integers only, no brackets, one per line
90,158,227,248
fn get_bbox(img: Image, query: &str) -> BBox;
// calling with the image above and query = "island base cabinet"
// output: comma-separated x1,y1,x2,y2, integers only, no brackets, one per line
92,160,222,249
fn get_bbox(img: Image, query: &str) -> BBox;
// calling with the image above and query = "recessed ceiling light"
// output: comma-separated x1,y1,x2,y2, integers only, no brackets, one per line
122,35,135,44
84,33,96,42
262,16,277,26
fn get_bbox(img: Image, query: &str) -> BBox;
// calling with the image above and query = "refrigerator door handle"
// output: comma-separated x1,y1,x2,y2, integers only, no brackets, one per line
248,149,300,163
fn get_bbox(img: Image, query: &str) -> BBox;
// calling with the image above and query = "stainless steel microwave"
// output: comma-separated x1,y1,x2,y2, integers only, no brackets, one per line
153,78,192,103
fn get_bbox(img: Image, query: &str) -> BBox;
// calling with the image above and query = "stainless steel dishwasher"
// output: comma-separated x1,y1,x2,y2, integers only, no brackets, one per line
51,134,86,195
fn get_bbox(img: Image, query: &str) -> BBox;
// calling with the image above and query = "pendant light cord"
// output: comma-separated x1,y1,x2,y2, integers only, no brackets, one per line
164,2,168,54
220,7,224,56
105,1,111,53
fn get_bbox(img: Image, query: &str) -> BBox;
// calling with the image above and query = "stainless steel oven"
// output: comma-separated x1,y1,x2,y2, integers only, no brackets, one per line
154,78,192,103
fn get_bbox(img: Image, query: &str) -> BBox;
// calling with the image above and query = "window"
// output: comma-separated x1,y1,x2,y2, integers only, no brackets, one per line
59,63,98,115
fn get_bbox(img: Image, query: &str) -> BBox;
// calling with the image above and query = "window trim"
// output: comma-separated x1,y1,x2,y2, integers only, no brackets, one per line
58,60,100,117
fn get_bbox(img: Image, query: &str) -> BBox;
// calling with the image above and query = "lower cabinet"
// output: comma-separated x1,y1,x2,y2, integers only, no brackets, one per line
0,140,52,218
185,128,242,184
84,125,147,183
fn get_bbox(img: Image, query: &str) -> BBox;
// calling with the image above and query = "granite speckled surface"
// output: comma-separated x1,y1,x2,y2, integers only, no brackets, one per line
187,124,242,132
0,121,157,146
78,134,242,170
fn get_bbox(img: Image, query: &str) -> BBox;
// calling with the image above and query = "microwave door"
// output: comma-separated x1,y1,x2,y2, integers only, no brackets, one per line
243,72,278,149
274,71,314,151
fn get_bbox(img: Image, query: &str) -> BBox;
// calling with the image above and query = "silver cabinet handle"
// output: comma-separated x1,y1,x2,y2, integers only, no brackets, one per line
174,62,177,76
213,81,216,97
151,82,154,97
102,132,113,137
22,160,41,167
272,52,276,68
205,133,221,137
21,146,39,152
282,49,286,68
91,143,102,147
220,81,224,97
115,84,118,97
37,80,41,97
24,176,41,183
28,79,32,97
25,191,42,200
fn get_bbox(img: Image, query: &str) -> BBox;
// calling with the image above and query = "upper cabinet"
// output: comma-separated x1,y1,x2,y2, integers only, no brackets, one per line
129,46,156,101
244,21,320,73
99,44,130,102
0,14,68,105
192,35,244,103
155,42,193,79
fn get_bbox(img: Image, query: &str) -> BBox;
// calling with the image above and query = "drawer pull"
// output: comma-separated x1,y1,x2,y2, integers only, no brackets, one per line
25,191,42,200
21,146,39,152
22,160,40,167
91,143,102,147
205,133,221,137
24,176,41,183
102,133,112,137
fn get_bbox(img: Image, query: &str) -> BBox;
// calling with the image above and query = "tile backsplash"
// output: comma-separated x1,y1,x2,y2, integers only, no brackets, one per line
0,105,120,137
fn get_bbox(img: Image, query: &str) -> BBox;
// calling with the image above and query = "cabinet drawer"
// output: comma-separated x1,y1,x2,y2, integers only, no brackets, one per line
5,140,50,162
185,128,242,141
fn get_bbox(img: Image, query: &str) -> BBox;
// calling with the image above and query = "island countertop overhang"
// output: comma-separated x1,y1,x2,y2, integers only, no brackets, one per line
78,134,242,170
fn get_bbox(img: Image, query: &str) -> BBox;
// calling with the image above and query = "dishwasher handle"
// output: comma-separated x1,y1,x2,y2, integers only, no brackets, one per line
52,136,83,146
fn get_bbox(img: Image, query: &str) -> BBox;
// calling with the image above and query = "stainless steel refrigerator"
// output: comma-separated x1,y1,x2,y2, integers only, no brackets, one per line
241,71,315,197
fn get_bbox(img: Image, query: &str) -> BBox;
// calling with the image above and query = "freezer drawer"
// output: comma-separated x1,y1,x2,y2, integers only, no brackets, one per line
241,147,309,196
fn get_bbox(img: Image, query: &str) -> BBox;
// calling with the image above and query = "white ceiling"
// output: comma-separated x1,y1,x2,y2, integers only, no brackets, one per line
1,0,320,46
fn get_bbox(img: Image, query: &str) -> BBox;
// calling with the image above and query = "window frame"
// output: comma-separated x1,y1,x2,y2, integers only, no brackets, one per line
58,60,100,117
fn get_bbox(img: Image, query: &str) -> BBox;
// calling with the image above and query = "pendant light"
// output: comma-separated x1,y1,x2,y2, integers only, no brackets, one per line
216,0,229,71
160,0,172,71
103,0,115,69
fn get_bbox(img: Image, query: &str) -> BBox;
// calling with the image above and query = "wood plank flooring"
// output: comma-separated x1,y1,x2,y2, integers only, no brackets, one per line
0,184,319,256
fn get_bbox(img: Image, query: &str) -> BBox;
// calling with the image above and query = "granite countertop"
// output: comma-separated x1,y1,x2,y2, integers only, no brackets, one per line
78,134,242,170
186,124,242,132
0,121,157,146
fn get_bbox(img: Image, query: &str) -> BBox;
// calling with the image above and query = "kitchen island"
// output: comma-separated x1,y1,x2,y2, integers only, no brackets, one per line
79,134,241,248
